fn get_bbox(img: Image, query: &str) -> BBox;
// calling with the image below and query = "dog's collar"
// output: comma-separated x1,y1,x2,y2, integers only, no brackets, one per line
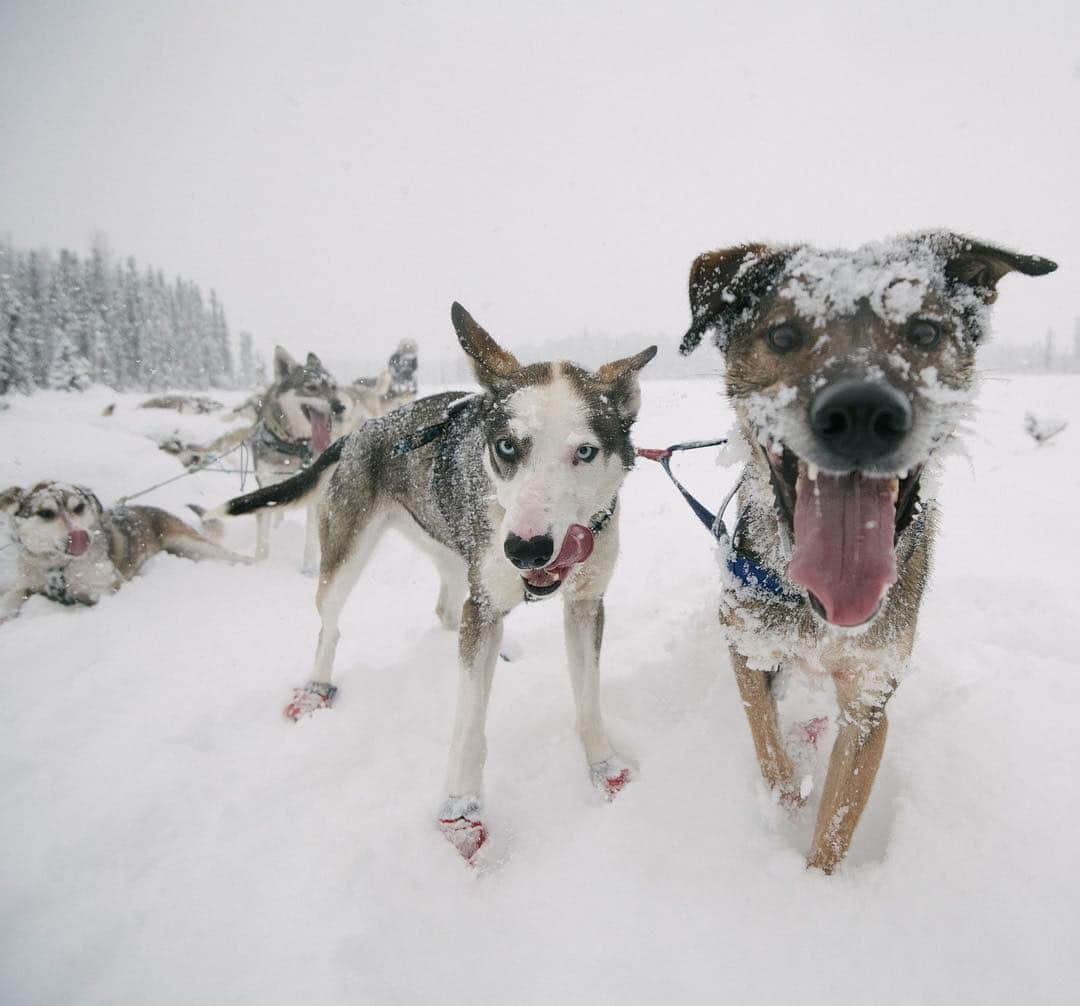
252,420,314,466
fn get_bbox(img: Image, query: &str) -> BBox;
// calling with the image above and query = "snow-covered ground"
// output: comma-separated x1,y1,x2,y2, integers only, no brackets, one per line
1,377,1078,1005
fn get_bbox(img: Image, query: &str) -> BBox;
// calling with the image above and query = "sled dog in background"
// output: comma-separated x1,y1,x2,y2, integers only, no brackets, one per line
343,338,420,432
679,230,1056,873
0,482,250,621
214,304,656,859
249,346,346,571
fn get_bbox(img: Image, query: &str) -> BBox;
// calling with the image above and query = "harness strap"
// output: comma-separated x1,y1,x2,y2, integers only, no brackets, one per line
389,394,480,458
636,439,801,603
252,420,314,466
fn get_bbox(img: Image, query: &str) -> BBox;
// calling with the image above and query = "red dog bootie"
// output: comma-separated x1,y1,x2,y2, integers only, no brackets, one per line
283,681,338,721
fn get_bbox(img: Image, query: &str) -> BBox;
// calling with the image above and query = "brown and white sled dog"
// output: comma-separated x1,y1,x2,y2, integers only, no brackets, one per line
343,338,419,430
0,482,250,622
213,304,656,859
249,346,346,571
679,230,1056,873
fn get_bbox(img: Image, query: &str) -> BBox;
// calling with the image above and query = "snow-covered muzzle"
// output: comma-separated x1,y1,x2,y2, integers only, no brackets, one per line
8,483,102,558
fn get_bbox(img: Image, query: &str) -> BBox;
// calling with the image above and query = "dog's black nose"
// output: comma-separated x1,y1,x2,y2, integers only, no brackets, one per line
331,398,346,416
504,533,554,570
809,380,912,465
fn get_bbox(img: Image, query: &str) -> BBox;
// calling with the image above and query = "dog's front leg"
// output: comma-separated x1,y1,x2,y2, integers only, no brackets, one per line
564,595,631,798
254,510,271,562
0,587,29,624
301,501,319,575
440,597,501,860
730,648,801,806
806,676,893,874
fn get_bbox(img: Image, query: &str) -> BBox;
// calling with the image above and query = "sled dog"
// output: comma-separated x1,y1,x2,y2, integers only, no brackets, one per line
344,338,419,430
679,230,1056,872
249,346,346,570
214,304,656,859
0,482,250,621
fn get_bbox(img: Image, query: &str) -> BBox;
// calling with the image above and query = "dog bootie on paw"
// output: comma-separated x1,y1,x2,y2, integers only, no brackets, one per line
283,681,337,721
438,794,486,861
589,755,634,799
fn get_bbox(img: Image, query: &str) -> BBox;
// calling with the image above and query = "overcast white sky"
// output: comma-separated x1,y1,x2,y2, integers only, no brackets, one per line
1,0,1076,376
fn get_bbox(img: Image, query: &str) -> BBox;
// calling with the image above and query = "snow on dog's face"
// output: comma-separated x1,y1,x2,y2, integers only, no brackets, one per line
451,302,656,598
1,482,104,558
681,231,1056,629
271,346,345,454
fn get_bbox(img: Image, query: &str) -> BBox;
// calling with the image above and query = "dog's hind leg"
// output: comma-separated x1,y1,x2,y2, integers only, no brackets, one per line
284,493,385,720
439,597,501,860
161,520,253,565
731,648,802,807
301,501,320,576
564,595,631,798
806,675,893,874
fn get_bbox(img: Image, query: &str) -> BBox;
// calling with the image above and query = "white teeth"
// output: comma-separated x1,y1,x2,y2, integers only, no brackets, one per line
887,477,899,504
807,463,819,482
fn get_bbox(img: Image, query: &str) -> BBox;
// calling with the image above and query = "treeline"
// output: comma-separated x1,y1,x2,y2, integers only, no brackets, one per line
0,238,265,395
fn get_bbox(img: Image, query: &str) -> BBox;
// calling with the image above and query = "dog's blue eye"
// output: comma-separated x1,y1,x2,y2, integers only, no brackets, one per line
908,320,942,350
495,438,517,460
766,324,805,354
575,444,598,463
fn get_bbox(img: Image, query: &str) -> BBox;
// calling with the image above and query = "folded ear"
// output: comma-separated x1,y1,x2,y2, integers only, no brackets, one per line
682,244,791,355
274,346,297,380
305,352,324,371
451,302,520,388
940,235,1057,304
596,345,657,421
0,486,25,515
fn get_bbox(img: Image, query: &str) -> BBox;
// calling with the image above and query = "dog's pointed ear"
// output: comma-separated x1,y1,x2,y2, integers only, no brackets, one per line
939,234,1057,304
74,486,104,516
596,345,657,422
274,346,298,380
305,351,324,371
0,486,25,515
682,244,790,355
451,302,520,388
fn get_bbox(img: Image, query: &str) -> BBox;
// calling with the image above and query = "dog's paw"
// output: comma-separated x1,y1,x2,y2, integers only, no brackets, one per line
589,755,634,800
786,715,830,772
438,794,486,861
283,681,337,721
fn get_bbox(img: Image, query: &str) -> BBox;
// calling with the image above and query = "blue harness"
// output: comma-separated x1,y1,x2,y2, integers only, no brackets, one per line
636,440,802,604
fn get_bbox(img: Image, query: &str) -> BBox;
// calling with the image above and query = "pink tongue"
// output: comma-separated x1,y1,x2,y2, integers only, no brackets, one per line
66,530,90,556
787,472,897,627
548,524,595,574
310,410,331,454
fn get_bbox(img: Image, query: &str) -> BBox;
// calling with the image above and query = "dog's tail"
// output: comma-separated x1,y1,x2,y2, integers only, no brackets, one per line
206,438,345,520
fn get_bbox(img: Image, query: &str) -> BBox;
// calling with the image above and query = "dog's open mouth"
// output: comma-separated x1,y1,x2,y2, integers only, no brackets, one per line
764,445,923,627
301,405,332,455
66,530,90,557
521,524,595,598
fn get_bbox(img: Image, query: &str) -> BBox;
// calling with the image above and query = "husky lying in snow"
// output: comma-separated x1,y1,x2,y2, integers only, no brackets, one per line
0,482,250,621
213,304,656,859
679,230,1056,873
249,347,347,570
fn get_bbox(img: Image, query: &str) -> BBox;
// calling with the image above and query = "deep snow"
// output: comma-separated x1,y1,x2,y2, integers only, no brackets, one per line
1,377,1078,1005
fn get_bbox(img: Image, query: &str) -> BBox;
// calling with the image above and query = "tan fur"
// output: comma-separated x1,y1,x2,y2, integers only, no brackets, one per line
683,233,1056,872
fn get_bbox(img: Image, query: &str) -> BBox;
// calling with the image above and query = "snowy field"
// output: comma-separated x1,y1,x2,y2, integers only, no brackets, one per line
1,375,1078,1005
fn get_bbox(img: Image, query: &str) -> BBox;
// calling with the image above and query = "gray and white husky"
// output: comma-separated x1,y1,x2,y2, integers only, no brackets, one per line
249,346,347,570
0,481,250,622
213,304,656,859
